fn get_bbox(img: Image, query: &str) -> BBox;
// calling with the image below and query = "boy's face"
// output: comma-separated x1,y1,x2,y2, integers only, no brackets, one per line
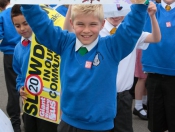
107,16,124,27
163,0,174,4
70,14,105,45
12,15,32,39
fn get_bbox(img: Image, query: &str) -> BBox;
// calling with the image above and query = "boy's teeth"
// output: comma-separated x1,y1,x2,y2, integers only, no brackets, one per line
83,35,90,38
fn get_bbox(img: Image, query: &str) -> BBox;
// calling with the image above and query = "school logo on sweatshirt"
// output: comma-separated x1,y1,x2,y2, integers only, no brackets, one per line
93,52,103,66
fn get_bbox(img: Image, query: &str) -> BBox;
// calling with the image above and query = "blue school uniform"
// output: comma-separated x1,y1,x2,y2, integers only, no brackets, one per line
55,5,68,17
13,40,31,91
21,4,148,130
142,3,175,75
0,7,21,54
13,38,58,132
142,3,175,132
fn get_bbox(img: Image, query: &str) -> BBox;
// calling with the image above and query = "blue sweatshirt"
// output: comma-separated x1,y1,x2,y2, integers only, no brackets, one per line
142,4,175,76
0,8,21,54
13,42,31,91
55,5,68,17
21,4,147,130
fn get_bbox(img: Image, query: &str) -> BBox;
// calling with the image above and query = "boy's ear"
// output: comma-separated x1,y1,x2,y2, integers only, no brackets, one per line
70,18,74,29
100,19,105,30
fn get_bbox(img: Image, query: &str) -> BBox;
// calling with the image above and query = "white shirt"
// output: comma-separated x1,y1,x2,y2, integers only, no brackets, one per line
21,36,32,44
75,37,99,52
6,4,13,9
100,20,119,37
161,0,175,10
100,19,150,92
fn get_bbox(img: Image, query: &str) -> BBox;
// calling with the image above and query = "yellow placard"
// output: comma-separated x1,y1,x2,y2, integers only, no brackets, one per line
23,5,65,124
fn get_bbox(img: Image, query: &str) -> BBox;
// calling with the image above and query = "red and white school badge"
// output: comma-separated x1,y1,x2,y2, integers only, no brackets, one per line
166,22,171,27
85,61,92,69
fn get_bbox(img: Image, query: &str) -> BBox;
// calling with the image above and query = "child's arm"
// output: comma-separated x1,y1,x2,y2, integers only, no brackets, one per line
12,52,24,92
144,2,161,43
105,4,148,62
13,49,28,102
0,16,4,40
63,5,74,32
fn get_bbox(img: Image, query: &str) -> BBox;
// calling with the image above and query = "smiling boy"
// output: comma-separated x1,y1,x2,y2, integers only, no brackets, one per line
21,4,148,132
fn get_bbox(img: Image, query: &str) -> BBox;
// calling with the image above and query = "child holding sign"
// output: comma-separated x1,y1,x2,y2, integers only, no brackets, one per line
100,1,160,131
12,4,58,132
21,3,148,132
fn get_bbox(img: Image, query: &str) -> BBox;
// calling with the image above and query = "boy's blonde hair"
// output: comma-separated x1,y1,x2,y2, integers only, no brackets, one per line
71,4,104,22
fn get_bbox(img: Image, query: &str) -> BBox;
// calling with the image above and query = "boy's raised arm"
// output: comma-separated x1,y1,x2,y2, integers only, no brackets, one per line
108,4,148,61
13,54,23,92
63,5,74,32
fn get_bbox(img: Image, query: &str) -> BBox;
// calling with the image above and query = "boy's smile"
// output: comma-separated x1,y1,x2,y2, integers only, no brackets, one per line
70,14,105,45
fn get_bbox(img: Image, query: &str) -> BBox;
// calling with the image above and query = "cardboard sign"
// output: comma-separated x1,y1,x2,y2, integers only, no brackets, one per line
23,5,64,124
11,0,148,4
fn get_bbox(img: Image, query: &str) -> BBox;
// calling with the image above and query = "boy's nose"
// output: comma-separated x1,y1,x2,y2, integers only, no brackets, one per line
20,26,25,31
83,26,90,33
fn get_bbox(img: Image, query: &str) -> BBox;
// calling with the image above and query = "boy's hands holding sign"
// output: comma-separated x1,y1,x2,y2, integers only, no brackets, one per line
20,86,27,103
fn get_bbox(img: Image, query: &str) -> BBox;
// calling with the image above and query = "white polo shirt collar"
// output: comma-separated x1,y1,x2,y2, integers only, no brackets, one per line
75,37,99,52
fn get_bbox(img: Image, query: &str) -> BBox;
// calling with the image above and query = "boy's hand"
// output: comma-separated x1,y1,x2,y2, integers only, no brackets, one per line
20,86,27,103
147,1,157,17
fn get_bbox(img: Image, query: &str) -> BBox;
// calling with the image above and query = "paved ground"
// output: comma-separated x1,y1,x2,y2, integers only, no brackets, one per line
0,52,149,132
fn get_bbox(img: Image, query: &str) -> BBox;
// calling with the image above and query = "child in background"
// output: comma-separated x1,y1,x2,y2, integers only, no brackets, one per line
100,1,160,131
133,49,148,120
0,0,21,132
12,4,58,132
20,3,148,132
142,0,175,131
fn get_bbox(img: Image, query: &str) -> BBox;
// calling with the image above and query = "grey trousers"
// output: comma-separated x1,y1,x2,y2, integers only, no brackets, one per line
111,90,133,132
3,54,21,131
57,120,111,132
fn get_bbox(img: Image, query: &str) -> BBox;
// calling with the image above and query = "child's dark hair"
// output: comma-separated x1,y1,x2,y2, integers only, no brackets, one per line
0,0,10,9
11,4,22,20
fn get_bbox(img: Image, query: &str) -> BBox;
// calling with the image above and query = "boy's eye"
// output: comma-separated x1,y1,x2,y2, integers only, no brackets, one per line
77,23,83,25
15,25,20,28
24,22,28,25
91,23,97,26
